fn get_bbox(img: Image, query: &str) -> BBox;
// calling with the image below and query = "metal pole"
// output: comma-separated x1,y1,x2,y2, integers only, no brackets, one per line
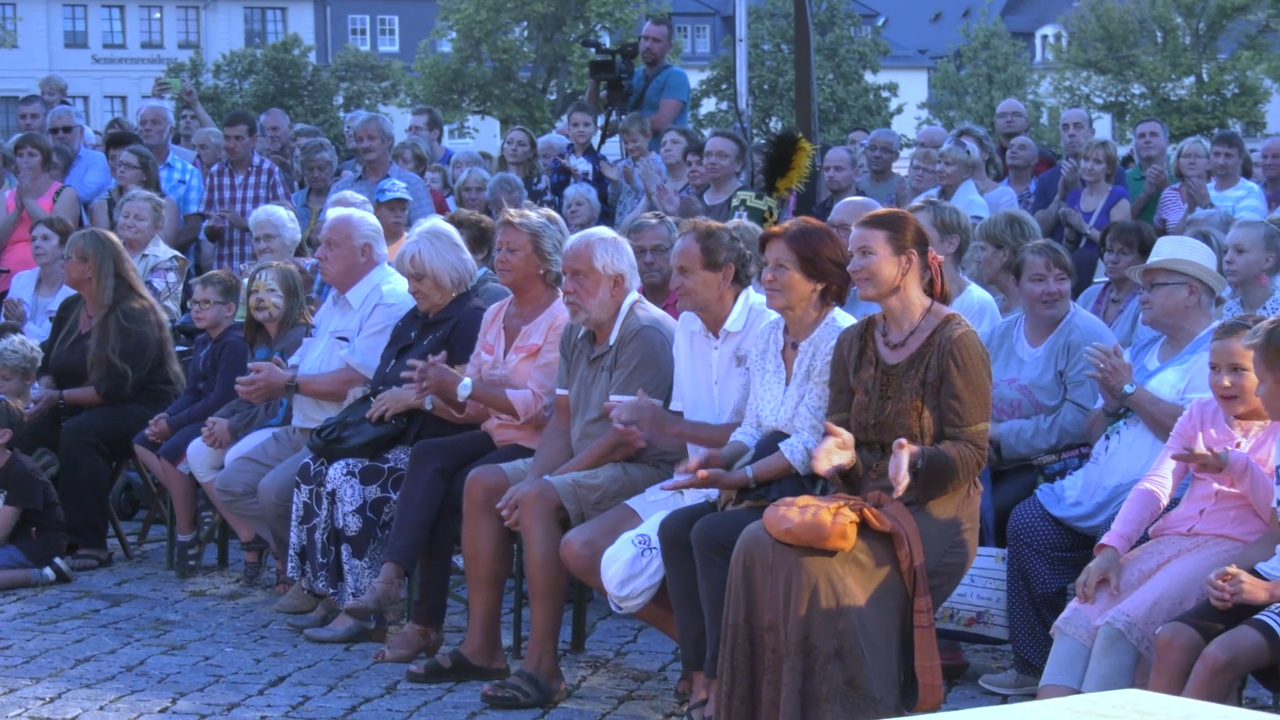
793,0,818,142
735,0,751,183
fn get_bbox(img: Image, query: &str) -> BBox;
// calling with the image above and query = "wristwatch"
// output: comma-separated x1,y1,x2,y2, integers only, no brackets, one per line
456,377,474,403
284,368,299,397
1118,382,1138,404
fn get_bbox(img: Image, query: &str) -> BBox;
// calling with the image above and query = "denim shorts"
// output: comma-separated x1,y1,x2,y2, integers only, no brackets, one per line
0,543,35,570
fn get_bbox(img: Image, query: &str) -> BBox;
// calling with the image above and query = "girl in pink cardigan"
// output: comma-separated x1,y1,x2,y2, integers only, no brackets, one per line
1036,315,1279,698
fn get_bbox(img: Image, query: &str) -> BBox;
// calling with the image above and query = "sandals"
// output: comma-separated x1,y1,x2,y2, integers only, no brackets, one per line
174,537,202,579
345,577,400,621
480,668,569,709
373,623,442,664
66,550,114,571
405,648,510,684
675,671,693,702
684,698,709,720
239,535,270,586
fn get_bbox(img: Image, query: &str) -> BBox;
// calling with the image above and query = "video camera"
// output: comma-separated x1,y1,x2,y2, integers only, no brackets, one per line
581,39,639,112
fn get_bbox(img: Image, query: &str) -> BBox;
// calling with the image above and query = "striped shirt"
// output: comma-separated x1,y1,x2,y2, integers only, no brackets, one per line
158,151,204,220
202,152,290,271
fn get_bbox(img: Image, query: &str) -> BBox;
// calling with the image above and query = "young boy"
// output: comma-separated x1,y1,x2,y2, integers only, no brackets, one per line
133,269,249,578
1149,315,1280,701
604,111,666,227
0,334,43,409
0,397,72,590
550,101,612,225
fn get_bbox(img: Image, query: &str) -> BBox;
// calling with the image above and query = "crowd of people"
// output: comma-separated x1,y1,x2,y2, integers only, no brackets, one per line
8,17,1280,718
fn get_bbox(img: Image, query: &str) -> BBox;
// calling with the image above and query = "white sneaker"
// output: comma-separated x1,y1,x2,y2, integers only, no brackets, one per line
977,668,1040,696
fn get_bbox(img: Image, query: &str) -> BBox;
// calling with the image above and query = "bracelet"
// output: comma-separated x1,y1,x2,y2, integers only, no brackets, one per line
744,464,757,489
57,390,65,411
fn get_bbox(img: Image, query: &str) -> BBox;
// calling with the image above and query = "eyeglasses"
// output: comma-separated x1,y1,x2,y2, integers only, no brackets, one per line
60,253,84,262
828,222,854,239
47,125,77,135
116,161,142,172
189,299,232,311
1138,281,1190,294
632,245,671,259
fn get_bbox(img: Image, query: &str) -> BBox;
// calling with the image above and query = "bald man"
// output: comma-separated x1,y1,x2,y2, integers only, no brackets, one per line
915,125,948,152
995,98,1056,178
828,196,884,320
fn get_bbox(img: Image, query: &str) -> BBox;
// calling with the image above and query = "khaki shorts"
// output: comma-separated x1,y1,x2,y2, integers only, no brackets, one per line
496,457,673,527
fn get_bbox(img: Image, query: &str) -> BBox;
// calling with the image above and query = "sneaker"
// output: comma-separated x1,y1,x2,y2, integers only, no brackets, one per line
977,668,1040,696
47,556,76,584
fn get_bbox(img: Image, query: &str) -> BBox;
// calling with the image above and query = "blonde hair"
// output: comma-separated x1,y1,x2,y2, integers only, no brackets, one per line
974,209,1041,275
1080,138,1119,178
393,217,477,296
1173,136,1211,182
116,188,165,232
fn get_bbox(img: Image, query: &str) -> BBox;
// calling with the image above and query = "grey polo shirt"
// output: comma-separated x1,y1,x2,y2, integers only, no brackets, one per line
328,161,433,224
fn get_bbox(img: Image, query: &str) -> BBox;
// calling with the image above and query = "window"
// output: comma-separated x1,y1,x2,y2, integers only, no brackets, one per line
347,14,368,50
436,26,453,53
244,7,285,48
176,6,199,48
102,96,126,127
377,16,398,52
101,5,124,47
674,24,690,52
67,96,89,122
0,4,16,48
139,6,162,48
693,24,710,54
0,97,17,140
62,4,87,47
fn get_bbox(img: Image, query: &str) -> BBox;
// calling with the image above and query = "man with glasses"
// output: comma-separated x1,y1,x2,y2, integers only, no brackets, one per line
858,128,911,208
45,105,109,208
407,106,454,168
137,99,204,251
626,212,680,318
994,98,1056,179
827,195,883,320
588,16,691,152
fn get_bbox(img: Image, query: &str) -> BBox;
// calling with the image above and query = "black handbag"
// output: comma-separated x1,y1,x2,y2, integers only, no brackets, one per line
306,391,407,461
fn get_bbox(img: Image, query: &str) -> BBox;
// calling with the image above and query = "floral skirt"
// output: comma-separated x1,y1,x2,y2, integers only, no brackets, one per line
1052,533,1244,661
286,444,410,607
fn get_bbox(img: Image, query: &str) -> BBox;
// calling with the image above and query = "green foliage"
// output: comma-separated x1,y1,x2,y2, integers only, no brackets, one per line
166,35,342,141
330,44,408,114
923,8,1052,146
1052,0,1272,140
408,0,652,131
691,0,899,146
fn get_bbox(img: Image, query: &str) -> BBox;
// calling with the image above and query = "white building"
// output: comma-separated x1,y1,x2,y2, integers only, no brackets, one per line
0,0,315,136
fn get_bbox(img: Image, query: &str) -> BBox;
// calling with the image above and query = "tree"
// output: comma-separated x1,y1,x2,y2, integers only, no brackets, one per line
691,0,899,146
923,9,1050,146
167,34,342,140
330,44,408,115
1051,0,1271,140
408,0,649,132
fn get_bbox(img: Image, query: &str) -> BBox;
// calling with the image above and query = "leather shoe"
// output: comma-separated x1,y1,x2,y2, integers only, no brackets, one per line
275,581,322,614
286,600,338,630
303,614,387,644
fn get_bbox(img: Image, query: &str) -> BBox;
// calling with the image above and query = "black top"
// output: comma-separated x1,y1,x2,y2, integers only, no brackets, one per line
0,451,66,565
40,294,182,409
372,289,486,444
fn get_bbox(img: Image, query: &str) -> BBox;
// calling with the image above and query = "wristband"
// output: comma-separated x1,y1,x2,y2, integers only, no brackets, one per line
744,464,757,489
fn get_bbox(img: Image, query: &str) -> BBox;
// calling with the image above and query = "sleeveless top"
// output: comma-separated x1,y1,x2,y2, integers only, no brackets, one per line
1,182,62,293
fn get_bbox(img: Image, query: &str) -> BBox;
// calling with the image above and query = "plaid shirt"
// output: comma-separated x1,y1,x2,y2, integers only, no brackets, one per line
158,151,204,221
202,152,290,271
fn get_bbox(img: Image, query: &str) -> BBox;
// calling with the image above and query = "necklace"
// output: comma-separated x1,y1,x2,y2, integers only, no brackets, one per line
879,298,935,351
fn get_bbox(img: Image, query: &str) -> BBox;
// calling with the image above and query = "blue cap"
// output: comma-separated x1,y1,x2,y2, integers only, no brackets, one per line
375,178,412,204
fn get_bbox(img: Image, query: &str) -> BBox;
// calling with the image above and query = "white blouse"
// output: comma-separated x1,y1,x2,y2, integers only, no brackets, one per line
6,268,76,342
729,308,856,474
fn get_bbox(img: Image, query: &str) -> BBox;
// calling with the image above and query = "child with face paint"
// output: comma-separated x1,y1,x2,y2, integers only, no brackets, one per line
180,262,313,583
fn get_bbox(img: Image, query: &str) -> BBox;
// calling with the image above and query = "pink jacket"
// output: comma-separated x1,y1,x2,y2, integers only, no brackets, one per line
1097,397,1279,555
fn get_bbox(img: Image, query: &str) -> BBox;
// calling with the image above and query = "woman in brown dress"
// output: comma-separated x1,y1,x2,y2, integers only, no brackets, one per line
717,208,992,719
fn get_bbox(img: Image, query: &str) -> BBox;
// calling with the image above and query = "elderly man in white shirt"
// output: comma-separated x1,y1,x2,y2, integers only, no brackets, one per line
214,208,413,598
559,217,775,647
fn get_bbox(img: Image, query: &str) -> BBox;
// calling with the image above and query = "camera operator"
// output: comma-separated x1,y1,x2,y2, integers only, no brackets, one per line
588,17,690,152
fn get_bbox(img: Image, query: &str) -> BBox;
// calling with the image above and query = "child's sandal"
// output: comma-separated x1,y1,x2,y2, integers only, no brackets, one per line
174,537,202,579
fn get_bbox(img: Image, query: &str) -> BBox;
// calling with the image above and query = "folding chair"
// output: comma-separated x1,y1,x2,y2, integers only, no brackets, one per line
509,537,591,657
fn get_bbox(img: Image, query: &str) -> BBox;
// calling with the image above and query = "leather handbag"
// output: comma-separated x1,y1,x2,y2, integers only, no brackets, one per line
306,392,407,461
761,494,864,552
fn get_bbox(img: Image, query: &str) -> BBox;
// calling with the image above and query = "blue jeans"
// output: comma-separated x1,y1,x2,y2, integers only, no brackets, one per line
0,544,34,569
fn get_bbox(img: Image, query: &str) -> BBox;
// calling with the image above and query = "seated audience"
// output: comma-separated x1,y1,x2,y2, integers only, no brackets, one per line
213,209,412,594
1155,137,1211,236
1207,130,1267,222
1077,221,1156,348
0,334,41,410
495,126,550,207
115,189,189,321
606,112,665,227
909,198,1001,336
658,217,853,718
412,228,679,709
0,132,80,295
284,218,486,643
979,235,1224,696
89,144,180,246
27,228,182,570
1041,315,1278,698
444,209,510,307
374,178,412,260
624,212,679,318
292,137,337,250
133,270,248,578
1058,139,1132,295
908,147,940,200
347,207,567,665
952,124,1018,213
562,181,603,234
185,261,311,585
913,139,990,223
981,241,1115,546
970,209,1042,317
549,103,611,223
454,167,491,215
718,208,990,717
485,172,528,216
827,196,885,320
3,217,76,342
1221,220,1280,318
0,398,72,591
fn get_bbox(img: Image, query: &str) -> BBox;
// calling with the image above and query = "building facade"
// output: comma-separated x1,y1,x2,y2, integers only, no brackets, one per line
0,0,315,137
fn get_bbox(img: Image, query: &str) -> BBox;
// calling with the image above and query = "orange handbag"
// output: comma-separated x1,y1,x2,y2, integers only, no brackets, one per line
762,493,871,552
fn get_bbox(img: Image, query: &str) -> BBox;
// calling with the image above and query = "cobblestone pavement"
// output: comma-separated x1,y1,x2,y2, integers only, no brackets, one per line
3,528,1279,719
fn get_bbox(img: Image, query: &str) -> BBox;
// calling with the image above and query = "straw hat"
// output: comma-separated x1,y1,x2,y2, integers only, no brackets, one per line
1125,235,1227,296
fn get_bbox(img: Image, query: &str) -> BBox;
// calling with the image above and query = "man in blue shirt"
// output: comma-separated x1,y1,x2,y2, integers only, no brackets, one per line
589,17,691,151
46,105,110,208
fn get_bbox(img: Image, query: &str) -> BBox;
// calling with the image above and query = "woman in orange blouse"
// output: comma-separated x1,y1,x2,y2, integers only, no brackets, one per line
345,207,570,667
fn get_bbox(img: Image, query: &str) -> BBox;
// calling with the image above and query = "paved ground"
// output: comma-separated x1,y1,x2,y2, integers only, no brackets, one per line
3,525,1280,719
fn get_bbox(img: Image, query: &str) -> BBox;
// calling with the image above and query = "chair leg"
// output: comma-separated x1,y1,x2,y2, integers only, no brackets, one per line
510,538,524,659
133,458,168,546
569,580,590,654
107,461,135,560
216,520,230,569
